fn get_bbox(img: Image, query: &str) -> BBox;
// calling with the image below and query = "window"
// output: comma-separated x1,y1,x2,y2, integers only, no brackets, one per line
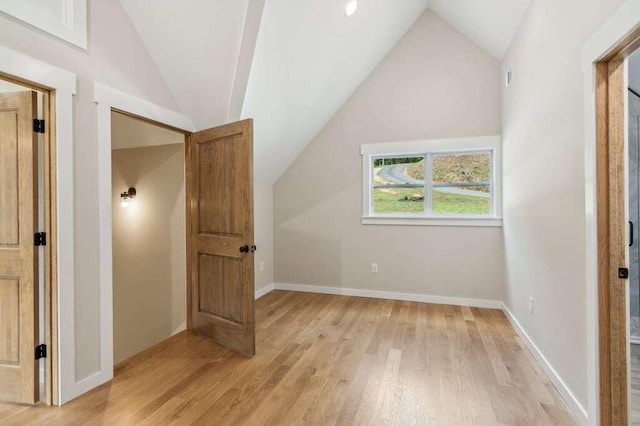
0,0,88,49
361,136,502,227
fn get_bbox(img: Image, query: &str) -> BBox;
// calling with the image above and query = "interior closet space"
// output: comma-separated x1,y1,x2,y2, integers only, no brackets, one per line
111,111,186,365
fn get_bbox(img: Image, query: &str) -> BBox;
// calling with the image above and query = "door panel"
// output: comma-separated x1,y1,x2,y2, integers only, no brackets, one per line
198,254,243,323
0,91,39,404
197,135,246,235
187,119,255,356
0,279,19,364
0,109,19,245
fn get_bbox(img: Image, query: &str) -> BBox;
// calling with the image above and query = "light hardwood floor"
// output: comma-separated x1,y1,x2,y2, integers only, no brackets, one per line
0,290,576,425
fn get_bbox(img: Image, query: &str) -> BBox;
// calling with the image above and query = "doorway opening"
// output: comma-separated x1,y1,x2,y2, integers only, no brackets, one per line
101,101,257,375
110,111,187,366
0,74,57,405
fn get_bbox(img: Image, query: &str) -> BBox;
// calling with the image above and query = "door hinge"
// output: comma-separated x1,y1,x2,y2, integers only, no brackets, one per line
33,119,45,134
619,268,629,279
34,232,46,246
35,344,47,360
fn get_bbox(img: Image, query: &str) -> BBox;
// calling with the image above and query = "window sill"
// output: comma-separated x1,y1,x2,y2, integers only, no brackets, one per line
361,216,503,227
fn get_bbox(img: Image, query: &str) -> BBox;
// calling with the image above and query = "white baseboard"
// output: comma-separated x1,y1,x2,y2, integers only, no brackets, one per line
501,304,588,425
255,283,275,299
171,322,187,336
63,370,112,404
270,282,502,309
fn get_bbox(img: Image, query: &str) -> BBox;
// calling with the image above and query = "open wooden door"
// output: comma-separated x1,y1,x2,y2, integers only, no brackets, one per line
0,91,39,403
186,119,255,356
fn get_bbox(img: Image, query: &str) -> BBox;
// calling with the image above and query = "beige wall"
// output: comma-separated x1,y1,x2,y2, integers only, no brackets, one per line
501,0,625,410
0,2,180,379
112,143,186,365
274,10,504,300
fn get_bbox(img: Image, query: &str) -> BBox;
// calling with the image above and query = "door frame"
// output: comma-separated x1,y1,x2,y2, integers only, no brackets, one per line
584,1,640,424
0,47,76,405
93,83,195,380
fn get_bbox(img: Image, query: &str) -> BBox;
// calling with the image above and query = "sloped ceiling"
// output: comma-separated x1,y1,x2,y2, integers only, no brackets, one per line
121,0,533,183
242,0,430,182
119,0,250,129
429,0,533,59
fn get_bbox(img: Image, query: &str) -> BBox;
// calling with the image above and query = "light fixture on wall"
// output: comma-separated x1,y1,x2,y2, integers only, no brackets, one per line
345,0,358,17
120,187,137,209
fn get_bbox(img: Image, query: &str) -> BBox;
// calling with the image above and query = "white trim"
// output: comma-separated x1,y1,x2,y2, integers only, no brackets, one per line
255,284,274,299
582,2,640,424
0,46,76,93
93,83,195,133
92,103,114,392
361,136,502,224
361,217,503,227
93,83,193,398
360,135,502,155
0,46,77,405
67,370,110,401
502,304,588,424
55,89,77,405
630,337,640,345
0,0,88,49
272,283,503,309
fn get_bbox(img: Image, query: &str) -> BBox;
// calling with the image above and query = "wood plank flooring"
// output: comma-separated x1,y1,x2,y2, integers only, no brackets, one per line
0,290,576,425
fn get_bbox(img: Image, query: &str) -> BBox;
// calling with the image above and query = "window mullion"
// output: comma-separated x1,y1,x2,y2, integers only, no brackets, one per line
425,153,433,216
489,150,494,216
369,156,374,216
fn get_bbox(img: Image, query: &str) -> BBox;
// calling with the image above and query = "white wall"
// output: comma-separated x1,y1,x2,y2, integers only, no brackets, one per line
111,143,186,365
0,2,180,381
501,0,625,411
111,112,184,150
274,10,504,301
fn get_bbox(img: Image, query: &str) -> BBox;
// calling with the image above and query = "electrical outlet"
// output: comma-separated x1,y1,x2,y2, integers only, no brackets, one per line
371,263,379,274
259,261,265,272
529,297,534,314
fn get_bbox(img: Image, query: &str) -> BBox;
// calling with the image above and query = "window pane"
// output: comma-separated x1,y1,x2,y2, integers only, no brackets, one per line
432,186,490,215
373,156,424,214
432,152,490,184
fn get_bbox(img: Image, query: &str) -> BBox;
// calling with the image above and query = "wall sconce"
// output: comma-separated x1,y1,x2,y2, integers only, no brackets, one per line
120,187,137,209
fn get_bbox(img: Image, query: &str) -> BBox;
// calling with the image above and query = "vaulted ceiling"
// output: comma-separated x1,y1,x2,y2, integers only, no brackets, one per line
429,0,532,59
242,0,429,181
120,0,532,183
119,0,251,129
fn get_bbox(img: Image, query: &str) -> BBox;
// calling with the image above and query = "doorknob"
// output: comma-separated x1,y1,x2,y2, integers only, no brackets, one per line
239,245,249,253
251,245,257,253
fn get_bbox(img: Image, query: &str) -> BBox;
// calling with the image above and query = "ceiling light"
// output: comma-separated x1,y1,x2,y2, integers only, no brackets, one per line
345,1,358,17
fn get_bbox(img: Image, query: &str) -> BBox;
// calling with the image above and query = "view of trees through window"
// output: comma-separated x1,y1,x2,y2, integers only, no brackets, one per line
372,151,491,215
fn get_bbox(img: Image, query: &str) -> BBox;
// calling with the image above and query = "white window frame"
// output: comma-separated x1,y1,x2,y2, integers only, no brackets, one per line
361,135,502,227
0,0,88,49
